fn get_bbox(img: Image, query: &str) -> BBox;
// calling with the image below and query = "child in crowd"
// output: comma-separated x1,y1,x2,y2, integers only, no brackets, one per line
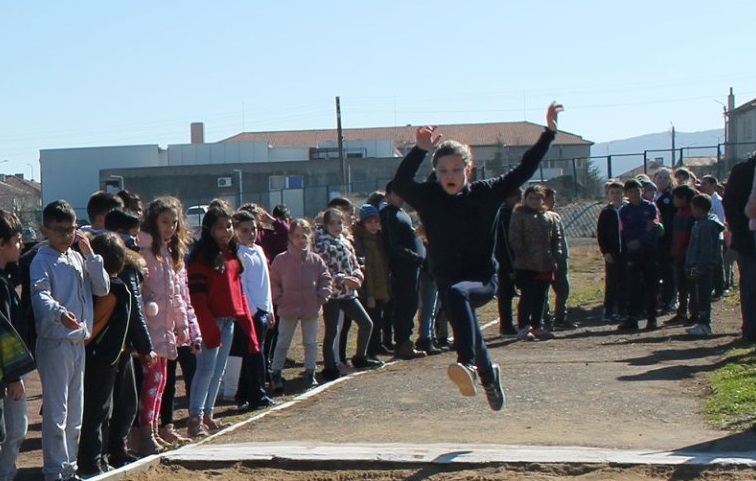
31,200,110,481
392,102,562,411
653,168,677,314
414,222,442,355
509,185,562,341
685,194,725,336
351,204,393,358
187,207,261,432
665,185,698,326
101,209,162,465
137,197,199,453
81,191,124,233
230,210,275,409
79,233,148,476
674,167,697,187
494,188,522,337
0,209,35,481
314,208,381,381
269,219,332,390
640,180,657,202
543,187,574,330
617,179,662,331
597,180,626,322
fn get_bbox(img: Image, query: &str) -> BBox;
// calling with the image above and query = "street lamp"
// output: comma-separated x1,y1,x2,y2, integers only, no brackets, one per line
26,163,34,181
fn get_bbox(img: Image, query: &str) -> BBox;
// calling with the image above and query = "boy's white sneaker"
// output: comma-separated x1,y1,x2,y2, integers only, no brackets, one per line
447,363,478,397
686,323,712,337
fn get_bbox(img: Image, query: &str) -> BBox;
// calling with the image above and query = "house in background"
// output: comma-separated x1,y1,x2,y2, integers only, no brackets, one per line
0,173,42,229
726,91,756,162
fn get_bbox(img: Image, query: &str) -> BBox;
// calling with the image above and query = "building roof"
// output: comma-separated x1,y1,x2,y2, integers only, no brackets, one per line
222,121,592,148
0,175,41,196
732,97,756,114
617,161,664,180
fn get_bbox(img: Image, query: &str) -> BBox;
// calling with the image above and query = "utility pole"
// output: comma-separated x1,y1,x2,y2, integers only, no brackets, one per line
335,96,346,189
670,123,676,167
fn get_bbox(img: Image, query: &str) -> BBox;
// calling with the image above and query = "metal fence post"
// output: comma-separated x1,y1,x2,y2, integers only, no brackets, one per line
607,155,612,179
571,158,579,198
716,144,722,180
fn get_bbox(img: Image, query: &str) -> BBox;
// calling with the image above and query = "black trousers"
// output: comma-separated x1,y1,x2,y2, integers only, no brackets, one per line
625,251,659,320
366,299,391,357
235,316,269,405
160,346,196,426
106,354,137,455
389,265,420,345
79,354,119,469
603,256,625,317
496,268,517,331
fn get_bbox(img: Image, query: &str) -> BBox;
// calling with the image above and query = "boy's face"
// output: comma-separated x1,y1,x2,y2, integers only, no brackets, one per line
362,216,381,234
608,187,624,205
625,187,642,204
0,233,23,264
642,188,656,201
691,205,707,219
42,220,77,253
234,220,257,247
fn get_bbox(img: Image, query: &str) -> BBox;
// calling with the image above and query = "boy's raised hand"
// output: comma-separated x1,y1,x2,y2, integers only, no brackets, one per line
546,102,564,132
416,126,442,152
75,230,92,256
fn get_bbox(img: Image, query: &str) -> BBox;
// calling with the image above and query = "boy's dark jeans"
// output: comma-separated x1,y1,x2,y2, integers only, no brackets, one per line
106,354,138,456
236,315,269,405
496,268,516,331
389,264,420,346
437,275,496,384
673,257,696,317
603,256,625,317
79,355,119,470
160,346,196,426
366,299,391,356
692,268,713,325
657,250,676,307
625,250,659,320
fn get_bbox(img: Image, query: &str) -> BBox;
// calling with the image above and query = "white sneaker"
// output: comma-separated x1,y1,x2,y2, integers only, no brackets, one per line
686,324,712,337
447,363,478,397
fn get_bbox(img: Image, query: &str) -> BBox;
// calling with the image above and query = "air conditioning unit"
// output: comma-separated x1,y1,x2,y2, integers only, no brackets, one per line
217,177,233,188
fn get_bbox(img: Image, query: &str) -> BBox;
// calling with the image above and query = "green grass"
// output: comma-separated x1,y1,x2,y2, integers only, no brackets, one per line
704,347,756,430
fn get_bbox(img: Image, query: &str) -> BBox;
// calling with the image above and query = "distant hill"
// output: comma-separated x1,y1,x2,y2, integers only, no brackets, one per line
590,128,724,178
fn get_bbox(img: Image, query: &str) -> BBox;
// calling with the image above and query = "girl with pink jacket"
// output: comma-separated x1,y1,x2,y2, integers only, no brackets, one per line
269,219,332,390
136,197,201,455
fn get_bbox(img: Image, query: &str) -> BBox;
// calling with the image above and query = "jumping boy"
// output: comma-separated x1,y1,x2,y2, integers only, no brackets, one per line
32,200,110,481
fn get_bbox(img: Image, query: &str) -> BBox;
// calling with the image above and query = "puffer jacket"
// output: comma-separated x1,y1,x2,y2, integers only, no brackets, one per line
137,231,198,360
270,245,332,320
509,204,561,273
313,232,364,300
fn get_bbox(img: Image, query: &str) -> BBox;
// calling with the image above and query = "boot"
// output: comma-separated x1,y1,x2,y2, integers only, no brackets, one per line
158,423,192,445
202,413,226,432
187,415,209,438
137,425,163,457
152,423,172,448
304,369,319,388
394,340,427,360
126,426,139,454
271,370,284,394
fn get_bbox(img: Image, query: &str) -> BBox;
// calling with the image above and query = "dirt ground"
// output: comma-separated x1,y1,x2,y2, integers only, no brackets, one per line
13,242,756,480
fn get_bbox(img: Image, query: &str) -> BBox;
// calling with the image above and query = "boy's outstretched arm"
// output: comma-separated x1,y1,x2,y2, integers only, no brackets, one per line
392,126,442,206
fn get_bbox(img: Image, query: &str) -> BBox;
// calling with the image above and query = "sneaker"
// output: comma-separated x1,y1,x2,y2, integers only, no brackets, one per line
664,314,687,325
532,327,555,340
202,414,226,432
271,370,284,394
351,355,384,369
394,340,428,360
516,326,536,341
321,366,341,382
303,369,319,388
415,337,442,355
447,363,478,397
686,323,712,336
499,324,518,339
617,320,639,332
482,363,506,412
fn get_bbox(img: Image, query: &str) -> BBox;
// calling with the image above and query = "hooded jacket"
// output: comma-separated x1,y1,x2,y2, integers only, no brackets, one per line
313,232,364,300
686,213,725,270
352,221,391,301
509,205,562,273
270,245,332,320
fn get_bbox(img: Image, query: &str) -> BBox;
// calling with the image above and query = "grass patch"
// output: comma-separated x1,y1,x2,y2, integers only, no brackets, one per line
704,346,756,430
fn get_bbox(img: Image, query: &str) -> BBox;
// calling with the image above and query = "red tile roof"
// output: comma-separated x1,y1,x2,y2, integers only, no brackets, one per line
222,121,591,148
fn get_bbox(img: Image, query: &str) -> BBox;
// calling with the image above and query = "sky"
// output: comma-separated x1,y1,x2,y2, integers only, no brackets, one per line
1,0,754,180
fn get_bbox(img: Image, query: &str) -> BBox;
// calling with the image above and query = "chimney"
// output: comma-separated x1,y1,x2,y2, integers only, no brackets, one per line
14,173,24,180
190,122,205,144
727,87,735,112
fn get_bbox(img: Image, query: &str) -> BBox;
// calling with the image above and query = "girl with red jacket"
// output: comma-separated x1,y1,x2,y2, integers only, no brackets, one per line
186,207,260,436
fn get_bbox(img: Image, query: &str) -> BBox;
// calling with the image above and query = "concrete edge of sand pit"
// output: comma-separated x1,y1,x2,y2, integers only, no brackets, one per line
163,442,756,467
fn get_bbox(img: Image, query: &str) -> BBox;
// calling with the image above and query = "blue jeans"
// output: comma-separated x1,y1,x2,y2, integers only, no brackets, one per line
417,269,438,341
189,318,235,417
738,237,756,341
0,378,28,481
437,275,496,384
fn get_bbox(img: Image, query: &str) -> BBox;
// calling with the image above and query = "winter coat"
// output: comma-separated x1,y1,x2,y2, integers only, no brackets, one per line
352,222,391,302
723,156,756,255
137,231,195,360
187,248,259,353
597,203,623,257
509,205,561,273
313,232,364,300
686,213,725,270
116,240,154,356
270,245,332,320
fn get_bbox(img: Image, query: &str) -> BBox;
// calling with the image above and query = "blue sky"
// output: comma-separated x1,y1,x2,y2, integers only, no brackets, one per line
1,1,753,179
